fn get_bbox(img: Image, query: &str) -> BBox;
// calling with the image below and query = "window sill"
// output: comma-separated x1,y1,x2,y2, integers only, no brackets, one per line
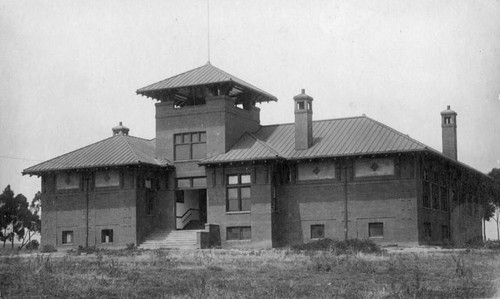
369,236,384,239
226,211,251,215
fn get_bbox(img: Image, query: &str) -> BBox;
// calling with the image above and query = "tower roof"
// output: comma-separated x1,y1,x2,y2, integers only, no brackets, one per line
136,62,277,103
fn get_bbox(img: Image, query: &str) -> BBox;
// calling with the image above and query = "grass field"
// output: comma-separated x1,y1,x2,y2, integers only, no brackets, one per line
1,245,499,298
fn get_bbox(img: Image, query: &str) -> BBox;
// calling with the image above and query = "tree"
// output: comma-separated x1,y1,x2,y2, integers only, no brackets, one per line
0,186,41,248
0,185,16,248
487,168,500,240
17,192,41,249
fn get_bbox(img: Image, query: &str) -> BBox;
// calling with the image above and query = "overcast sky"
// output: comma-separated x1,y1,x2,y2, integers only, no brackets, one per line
1,1,499,236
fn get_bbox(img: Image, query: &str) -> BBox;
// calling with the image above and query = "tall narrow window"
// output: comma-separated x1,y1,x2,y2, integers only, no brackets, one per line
174,132,206,161
226,174,251,212
431,184,440,210
440,186,448,211
423,181,431,208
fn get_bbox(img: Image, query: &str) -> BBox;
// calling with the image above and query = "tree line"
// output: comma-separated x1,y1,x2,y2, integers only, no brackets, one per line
0,185,41,248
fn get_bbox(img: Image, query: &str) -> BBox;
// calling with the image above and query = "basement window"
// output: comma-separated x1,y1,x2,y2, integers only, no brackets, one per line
62,231,73,244
368,223,383,238
424,222,432,239
311,225,325,239
226,226,251,240
101,229,114,243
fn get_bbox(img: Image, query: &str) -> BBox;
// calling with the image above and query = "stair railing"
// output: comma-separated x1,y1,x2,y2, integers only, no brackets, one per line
176,208,199,229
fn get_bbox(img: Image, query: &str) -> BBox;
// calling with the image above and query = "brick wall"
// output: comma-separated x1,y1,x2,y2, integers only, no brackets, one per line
206,164,273,248
274,157,419,246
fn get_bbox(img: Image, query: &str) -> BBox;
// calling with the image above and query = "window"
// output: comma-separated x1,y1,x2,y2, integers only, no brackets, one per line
354,158,395,177
227,174,251,212
440,186,448,211
423,181,431,208
176,190,184,203
311,225,325,239
176,177,207,189
56,173,81,190
424,222,432,239
95,170,120,187
62,231,73,244
441,225,449,240
297,101,305,110
101,229,114,243
146,192,155,215
297,161,335,181
431,184,440,210
174,132,206,161
226,227,251,240
369,222,383,238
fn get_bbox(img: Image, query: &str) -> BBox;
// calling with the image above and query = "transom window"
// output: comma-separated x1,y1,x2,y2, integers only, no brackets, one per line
227,174,251,212
174,132,206,161
227,226,251,240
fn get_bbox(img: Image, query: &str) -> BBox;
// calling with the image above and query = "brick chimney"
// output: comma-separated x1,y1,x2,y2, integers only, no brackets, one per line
441,105,457,160
294,89,313,150
112,122,129,136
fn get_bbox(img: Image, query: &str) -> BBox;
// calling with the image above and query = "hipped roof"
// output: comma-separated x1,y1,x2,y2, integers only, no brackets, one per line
136,63,278,102
23,134,171,175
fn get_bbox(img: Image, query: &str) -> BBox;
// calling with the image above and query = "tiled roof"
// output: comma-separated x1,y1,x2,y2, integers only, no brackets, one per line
23,135,171,175
136,63,277,102
201,116,431,164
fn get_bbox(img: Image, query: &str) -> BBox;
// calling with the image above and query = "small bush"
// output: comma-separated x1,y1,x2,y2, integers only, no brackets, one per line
291,238,381,255
26,240,40,250
465,236,484,248
40,244,57,253
484,240,500,250
126,243,135,250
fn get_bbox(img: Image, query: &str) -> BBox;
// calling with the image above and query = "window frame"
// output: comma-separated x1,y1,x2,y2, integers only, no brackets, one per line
226,174,251,213
62,230,74,245
310,224,325,239
368,222,384,238
174,131,207,161
226,226,251,240
101,229,114,244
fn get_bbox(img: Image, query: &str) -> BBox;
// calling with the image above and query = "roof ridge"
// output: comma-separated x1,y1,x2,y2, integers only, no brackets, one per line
260,115,366,128
246,132,283,157
121,134,143,163
362,116,430,150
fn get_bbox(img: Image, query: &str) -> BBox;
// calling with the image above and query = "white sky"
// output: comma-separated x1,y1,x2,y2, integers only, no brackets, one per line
1,0,499,237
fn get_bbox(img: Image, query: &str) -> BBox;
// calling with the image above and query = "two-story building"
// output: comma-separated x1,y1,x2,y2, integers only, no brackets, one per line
24,63,489,249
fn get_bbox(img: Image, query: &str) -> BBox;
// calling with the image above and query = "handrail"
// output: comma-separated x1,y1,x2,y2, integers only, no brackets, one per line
176,208,199,219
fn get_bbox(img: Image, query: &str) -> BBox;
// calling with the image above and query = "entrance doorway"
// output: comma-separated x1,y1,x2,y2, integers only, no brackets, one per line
175,189,207,230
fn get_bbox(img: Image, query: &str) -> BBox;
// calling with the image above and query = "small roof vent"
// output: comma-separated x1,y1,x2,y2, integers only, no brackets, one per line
112,122,129,136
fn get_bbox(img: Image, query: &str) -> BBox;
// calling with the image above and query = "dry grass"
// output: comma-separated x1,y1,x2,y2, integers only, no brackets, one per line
0,247,499,298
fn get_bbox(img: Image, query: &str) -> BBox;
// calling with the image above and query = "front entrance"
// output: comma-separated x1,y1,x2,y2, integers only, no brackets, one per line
175,189,207,230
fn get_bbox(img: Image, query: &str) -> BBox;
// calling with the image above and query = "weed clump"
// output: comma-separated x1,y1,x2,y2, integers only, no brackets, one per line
291,238,381,255
40,244,57,253
484,240,500,250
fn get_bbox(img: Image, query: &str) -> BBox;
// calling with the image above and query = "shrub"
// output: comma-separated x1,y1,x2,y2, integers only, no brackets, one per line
291,238,381,255
126,243,135,250
26,240,40,250
40,244,57,253
484,240,500,250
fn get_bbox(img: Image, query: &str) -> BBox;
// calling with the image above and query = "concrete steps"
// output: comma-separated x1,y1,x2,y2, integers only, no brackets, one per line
139,229,203,250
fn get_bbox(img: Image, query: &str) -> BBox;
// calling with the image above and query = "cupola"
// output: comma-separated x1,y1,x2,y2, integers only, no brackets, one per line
112,122,129,136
